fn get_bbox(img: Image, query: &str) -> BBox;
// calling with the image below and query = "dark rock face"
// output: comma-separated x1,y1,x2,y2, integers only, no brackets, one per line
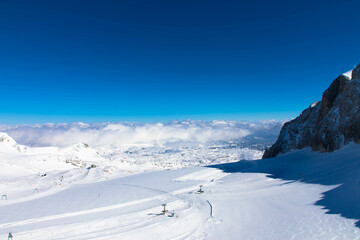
263,64,360,159
317,74,349,122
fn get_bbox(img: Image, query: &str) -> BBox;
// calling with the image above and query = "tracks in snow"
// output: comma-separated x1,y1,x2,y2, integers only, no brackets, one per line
0,167,228,240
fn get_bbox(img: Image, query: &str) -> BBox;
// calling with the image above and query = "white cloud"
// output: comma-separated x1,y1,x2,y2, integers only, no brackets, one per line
0,120,283,148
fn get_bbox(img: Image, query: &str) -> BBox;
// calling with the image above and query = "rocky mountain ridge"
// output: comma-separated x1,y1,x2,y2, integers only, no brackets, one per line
263,64,360,158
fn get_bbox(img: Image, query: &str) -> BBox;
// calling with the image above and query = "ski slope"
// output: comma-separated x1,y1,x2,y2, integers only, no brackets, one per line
1,162,360,239
1,131,360,239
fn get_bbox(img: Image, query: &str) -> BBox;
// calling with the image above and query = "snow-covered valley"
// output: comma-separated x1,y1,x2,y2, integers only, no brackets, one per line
1,121,360,239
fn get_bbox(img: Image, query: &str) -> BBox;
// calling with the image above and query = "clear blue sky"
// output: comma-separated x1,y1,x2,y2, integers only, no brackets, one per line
1,0,360,124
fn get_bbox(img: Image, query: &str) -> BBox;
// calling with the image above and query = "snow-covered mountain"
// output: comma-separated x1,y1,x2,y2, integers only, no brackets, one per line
0,132,107,179
263,64,360,158
0,132,27,154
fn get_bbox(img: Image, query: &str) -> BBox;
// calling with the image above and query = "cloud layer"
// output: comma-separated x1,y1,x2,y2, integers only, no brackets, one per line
0,120,283,148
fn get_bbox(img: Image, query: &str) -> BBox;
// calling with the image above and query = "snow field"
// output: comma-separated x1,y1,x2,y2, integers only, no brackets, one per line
2,164,360,239
0,167,223,239
1,132,360,239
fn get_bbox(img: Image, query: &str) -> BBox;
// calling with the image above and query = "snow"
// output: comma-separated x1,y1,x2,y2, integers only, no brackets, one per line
343,69,353,79
0,125,360,239
310,101,320,108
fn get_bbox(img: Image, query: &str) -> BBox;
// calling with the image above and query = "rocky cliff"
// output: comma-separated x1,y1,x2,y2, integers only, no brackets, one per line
263,64,360,159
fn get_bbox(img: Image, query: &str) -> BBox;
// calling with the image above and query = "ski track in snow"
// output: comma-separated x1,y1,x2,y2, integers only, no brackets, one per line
1,165,360,239
0,167,220,240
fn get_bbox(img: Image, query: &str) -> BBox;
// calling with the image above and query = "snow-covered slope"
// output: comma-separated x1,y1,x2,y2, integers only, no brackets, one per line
0,120,282,219
1,144,360,239
214,143,360,229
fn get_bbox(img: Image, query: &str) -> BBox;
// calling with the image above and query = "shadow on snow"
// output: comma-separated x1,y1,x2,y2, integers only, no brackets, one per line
207,144,360,228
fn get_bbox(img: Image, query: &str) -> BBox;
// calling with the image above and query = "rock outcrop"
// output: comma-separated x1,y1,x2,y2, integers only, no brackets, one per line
263,64,360,159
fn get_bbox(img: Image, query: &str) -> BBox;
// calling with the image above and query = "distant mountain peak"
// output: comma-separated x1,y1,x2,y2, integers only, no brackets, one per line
0,132,27,153
0,132,16,144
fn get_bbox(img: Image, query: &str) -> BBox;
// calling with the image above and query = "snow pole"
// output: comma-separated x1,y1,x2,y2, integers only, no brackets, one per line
161,204,167,215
